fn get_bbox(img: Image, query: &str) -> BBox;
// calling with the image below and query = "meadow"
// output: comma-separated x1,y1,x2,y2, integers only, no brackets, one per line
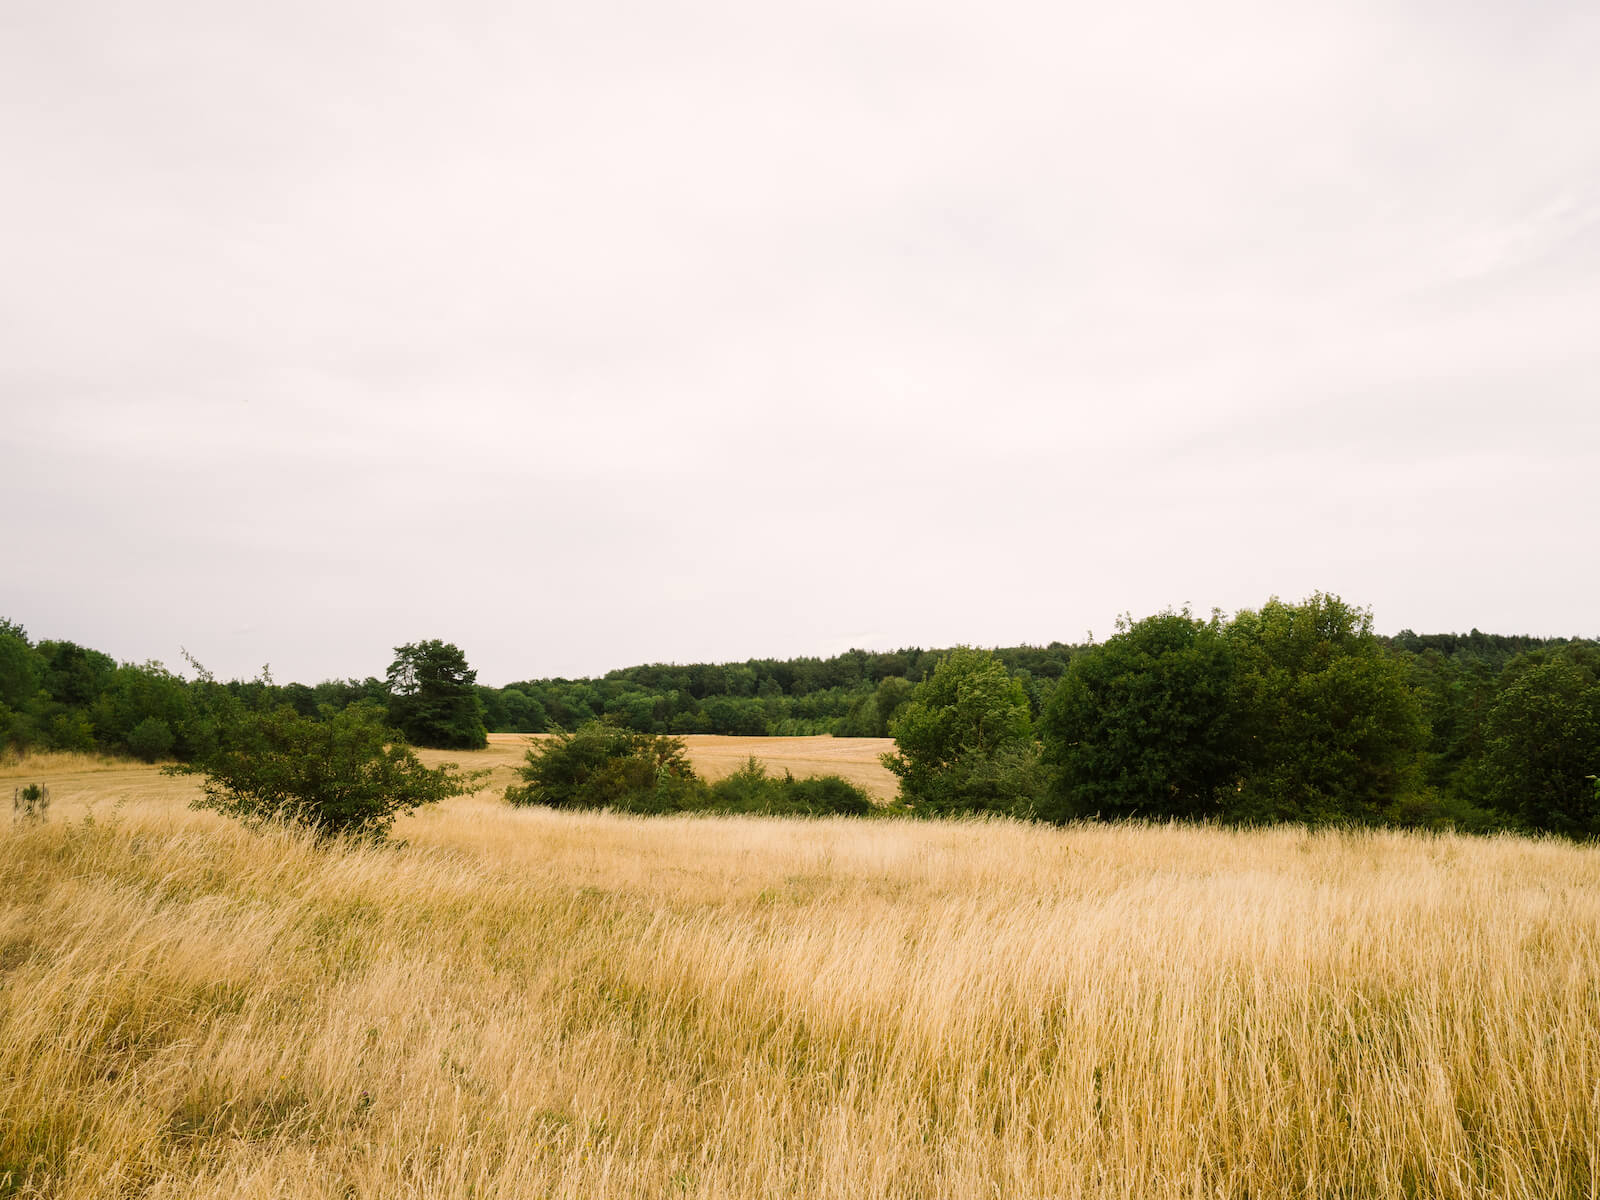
3,739,1598,1198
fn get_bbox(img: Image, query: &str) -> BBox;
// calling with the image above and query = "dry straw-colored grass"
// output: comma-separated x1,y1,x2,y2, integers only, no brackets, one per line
2,743,1598,1198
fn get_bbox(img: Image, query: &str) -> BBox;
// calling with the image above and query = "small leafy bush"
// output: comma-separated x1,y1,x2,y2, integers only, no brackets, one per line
505,722,704,814
166,701,484,839
708,757,873,816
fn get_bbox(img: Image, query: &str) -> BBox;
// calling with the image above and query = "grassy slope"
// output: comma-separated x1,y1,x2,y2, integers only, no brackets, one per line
2,757,1599,1198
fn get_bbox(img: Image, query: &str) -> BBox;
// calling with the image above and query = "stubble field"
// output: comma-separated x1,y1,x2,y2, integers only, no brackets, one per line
2,738,1598,1198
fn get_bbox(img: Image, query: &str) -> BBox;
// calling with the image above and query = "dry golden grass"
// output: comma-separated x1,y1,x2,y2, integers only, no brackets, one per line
3,753,1599,1198
0,734,898,823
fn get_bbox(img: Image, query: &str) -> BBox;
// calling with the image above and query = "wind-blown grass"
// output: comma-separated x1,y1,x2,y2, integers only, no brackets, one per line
2,784,1598,1198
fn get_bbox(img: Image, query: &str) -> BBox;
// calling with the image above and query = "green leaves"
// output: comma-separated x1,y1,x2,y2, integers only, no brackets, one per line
386,641,488,750
1039,596,1429,827
882,647,1040,816
1482,651,1600,836
505,726,875,816
1225,595,1426,824
505,723,702,813
1040,609,1237,822
168,702,485,839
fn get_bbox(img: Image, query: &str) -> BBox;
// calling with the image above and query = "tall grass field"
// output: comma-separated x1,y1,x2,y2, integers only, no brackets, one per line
3,738,1598,1198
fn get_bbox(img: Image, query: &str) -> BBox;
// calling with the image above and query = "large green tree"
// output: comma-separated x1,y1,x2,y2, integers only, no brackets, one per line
1481,647,1600,836
386,640,488,749
881,646,1042,816
1226,594,1426,824
1039,609,1239,822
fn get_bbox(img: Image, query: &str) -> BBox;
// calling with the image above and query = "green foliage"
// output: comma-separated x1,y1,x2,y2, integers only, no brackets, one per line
1481,649,1600,836
0,623,39,710
506,729,875,817
707,757,873,816
92,662,204,759
1380,785,1506,834
838,676,917,738
872,675,914,735
480,644,1078,737
882,647,1042,816
386,641,488,750
5,610,1596,840
45,710,96,753
1224,594,1426,825
1404,649,1499,806
505,722,703,814
1036,595,1432,828
780,773,874,816
126,716,175,762
168,701,483,839
476,685,548,734
1039,609,1239,822
0,703,38,754
36,641,114,707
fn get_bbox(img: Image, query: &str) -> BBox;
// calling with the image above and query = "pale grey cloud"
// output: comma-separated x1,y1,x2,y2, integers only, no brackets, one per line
3,0,1597,682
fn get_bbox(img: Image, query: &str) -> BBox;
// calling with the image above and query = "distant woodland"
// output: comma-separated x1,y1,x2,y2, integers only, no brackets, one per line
0,622,1063,755
3,600,1596,835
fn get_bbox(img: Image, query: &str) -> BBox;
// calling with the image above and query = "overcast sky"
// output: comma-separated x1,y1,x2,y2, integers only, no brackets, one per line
3,0,1597,685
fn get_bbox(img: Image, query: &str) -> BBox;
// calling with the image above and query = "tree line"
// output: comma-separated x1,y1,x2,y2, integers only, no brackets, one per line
3,597,1596,835
0,627,488,760
478,644,1075,738
883,595,1600,837
0,621,1074,756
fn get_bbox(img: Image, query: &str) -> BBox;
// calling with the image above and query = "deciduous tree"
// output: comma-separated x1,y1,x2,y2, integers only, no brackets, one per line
1039,609,1239,822
881,647,1041,816
1226,594,1425,824
1482,649,1600,836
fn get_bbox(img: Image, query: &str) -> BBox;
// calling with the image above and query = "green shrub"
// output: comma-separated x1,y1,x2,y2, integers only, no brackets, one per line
0,704,38,755
167,701,484,839
706,756,773,811
779,772,874,816
45,711,95,753
707,757,873,816
1381,787,1507,834
505,722,705,813
126,716,175,763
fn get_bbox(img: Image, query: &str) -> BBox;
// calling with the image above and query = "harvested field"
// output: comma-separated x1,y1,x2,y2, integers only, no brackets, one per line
1,734,899,822
674,734,896,800
427,733,899,802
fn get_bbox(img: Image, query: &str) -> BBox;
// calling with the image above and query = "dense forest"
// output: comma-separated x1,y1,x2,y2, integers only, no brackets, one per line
3,603,1596,834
